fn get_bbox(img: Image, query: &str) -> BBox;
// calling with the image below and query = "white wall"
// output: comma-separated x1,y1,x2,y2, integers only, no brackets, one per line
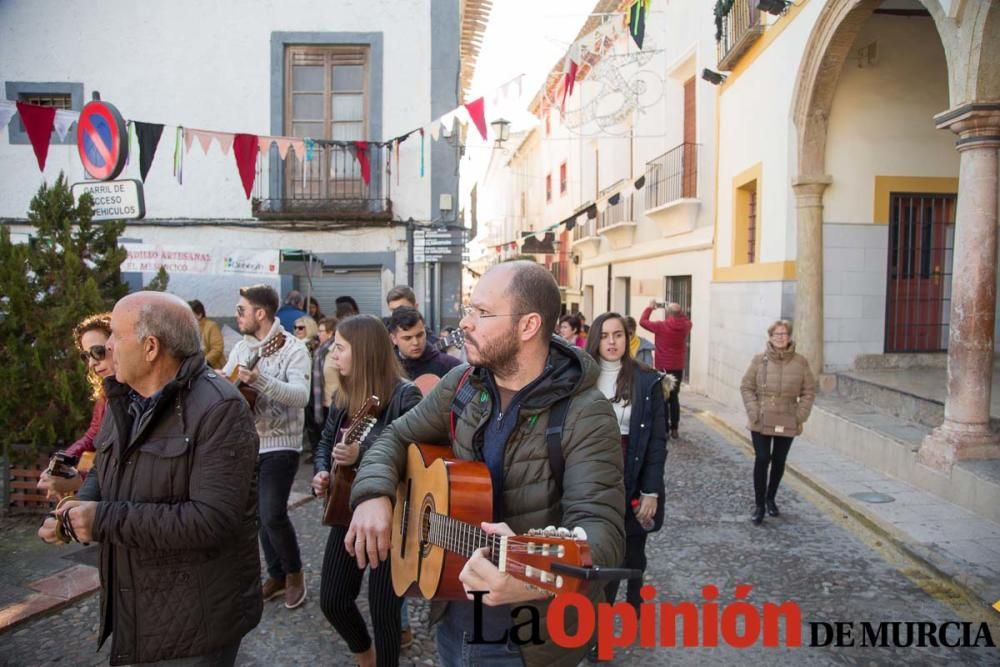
824,15,957,224
0,0,434,222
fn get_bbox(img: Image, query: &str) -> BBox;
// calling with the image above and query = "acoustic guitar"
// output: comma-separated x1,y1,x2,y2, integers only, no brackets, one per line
227,333,286,410
432,328,465,353
322,395,381,528
391,443,593,600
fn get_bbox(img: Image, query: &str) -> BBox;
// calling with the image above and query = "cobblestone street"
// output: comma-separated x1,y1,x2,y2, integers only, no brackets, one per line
1,411,996,666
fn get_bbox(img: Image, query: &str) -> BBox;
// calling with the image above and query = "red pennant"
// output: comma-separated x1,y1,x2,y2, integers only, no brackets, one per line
16,102,56,171
354,141,371,186
464,97,488,141
232,133,259,199
566,60,579,98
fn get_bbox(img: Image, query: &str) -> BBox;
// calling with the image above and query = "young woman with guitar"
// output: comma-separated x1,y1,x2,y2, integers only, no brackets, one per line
311,314,422,667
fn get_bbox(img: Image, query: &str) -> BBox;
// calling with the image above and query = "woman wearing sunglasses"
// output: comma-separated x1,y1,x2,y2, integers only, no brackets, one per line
293,315,320,354
37,312,115,501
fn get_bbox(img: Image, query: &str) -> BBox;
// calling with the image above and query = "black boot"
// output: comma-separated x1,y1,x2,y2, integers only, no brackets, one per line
766,498,780,517
751,506,765,525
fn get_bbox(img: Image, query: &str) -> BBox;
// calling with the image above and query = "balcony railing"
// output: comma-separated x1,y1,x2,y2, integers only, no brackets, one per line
551,261,566,286
645,143,699,210
572,216,597,242
252,142,391,221
716,0,764,71
597,191,634,231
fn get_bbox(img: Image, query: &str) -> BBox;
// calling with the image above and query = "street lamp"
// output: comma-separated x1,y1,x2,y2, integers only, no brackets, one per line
490,118,511,148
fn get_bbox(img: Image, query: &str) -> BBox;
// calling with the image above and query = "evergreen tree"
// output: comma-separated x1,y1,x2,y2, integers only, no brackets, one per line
143,266,170,291
0,173,127,465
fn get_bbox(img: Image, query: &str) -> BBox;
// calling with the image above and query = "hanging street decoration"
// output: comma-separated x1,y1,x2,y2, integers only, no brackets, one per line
232,133,259,199
134,121,163,183
77,100,129,180
18,101,57,171
629,0,650,49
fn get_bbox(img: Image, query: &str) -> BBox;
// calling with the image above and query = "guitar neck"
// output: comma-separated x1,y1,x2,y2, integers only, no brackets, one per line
425,511,500,565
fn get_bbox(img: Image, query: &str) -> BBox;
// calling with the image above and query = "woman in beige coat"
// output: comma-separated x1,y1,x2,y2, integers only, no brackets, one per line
740,320,816,525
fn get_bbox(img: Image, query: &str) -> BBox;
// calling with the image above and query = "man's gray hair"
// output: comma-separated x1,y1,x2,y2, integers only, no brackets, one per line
285,290,304,308
135,297,202,359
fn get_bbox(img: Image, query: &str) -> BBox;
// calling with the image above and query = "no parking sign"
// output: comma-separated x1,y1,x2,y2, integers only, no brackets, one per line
76,101,128,180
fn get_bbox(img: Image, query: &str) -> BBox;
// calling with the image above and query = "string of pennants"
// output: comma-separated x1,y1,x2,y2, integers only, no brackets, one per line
549,0,651,114
493,173,647,255
0,74,524,199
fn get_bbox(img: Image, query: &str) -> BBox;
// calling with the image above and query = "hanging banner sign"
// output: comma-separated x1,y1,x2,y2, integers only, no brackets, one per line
120,244,280,275
76,101,128,180
72,180,146,221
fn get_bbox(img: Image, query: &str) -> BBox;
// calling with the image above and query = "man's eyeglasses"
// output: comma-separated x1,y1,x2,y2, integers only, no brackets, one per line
236,305,258,317
79,345,107,363
461,306,528,321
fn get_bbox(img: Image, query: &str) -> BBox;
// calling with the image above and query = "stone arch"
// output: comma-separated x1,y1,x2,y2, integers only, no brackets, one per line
971,1,1000,102
791,0,956,180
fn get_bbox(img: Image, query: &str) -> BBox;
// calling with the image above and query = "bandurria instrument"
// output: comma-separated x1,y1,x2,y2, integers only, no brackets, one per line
322,395,380,527
227,333,286,410
391,443,595,600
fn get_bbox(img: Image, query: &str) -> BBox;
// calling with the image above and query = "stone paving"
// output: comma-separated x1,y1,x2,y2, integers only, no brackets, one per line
1,415,998,666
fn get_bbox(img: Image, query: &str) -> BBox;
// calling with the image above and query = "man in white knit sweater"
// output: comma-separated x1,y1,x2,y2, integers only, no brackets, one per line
223,284,311,610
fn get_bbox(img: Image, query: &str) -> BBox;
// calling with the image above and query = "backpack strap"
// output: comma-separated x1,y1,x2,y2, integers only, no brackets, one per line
544,396,573,493
449,366,477,443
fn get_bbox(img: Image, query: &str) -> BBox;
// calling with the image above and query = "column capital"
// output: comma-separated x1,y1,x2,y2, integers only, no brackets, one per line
792,175,832,206
934,102,1000,150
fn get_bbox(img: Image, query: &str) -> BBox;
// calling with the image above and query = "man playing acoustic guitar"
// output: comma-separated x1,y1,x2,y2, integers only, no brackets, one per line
223,284,311,610
347,261,625,667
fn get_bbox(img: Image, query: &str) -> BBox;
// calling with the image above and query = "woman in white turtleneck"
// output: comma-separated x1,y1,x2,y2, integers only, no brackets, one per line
585,312,668,613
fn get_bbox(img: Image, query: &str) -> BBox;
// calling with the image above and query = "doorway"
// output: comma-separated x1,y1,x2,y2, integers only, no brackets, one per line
885,193,955,352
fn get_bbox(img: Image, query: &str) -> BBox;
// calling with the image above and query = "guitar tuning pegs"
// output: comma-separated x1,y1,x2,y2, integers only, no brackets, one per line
573,527,587,541
556,527,571,537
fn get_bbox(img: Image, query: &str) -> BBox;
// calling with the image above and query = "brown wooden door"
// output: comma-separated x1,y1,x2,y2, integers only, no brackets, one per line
682,77,696,198
885,193,955,352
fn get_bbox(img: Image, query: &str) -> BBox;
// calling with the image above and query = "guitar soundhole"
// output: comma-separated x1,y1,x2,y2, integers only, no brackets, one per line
420,495,435,557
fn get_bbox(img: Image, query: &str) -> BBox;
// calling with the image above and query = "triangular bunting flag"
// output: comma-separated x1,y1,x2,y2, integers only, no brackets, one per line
429,122,441,141
608,193,621,206
52,109,78,142
290,139,304,161
274,138,293,160
195,130,214,155
586,204,598,220
232,133,259,199
633,174,646,190
629,0,648,50
216,133,234,155
596,199,609,214
0,101,16,131
183,128,196,153
16,101,56,171
464,97,488,141
354,140,371,186
134,121,164,183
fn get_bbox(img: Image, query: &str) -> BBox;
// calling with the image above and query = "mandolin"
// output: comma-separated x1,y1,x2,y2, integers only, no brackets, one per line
227,333,286,410
322,395,381,528
391,443,593,600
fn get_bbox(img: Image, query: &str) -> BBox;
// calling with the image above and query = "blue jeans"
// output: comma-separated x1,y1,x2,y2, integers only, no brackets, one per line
436,618,524,667
258,450,302,579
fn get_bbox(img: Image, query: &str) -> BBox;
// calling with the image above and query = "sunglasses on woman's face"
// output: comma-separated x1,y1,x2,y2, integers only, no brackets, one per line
294,325,306,331
79,345,107,363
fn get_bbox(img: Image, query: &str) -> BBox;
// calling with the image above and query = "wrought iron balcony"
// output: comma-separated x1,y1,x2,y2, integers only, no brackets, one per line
597,191,634,231
645,142,699,211
252,142,391,221
716,0,764,71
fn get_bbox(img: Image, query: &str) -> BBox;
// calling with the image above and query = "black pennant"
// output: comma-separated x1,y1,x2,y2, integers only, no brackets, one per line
134,122,164,183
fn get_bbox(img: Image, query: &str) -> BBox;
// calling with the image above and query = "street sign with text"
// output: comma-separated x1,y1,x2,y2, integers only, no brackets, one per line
72,180,146,221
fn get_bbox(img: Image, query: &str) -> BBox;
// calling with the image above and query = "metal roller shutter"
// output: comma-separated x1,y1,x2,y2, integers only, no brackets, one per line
299,268,383,317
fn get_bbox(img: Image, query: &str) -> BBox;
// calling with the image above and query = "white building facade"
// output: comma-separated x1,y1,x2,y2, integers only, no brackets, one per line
1,0,483,327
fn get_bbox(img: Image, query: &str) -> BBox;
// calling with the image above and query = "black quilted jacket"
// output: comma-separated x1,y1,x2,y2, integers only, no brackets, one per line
79,353,262,665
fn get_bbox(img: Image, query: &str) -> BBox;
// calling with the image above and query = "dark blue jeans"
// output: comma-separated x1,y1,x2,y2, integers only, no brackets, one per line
258,450,302,579
436,614,523,667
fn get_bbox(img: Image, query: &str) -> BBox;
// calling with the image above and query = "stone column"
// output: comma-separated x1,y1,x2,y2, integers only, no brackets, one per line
792,176,832,376
918,103,1000,470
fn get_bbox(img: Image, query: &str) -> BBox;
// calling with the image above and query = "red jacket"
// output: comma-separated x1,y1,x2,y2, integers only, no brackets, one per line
64,397,106,458
639,307,692,371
